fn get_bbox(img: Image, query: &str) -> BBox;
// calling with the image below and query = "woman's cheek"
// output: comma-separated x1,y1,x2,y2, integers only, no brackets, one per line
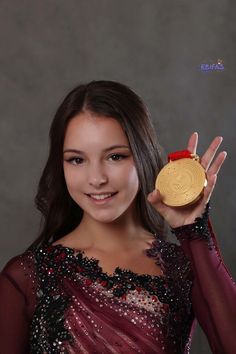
64,167,82,190
125,164,139,185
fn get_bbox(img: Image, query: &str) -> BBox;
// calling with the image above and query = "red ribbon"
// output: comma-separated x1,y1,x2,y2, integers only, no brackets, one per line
168,149,192,162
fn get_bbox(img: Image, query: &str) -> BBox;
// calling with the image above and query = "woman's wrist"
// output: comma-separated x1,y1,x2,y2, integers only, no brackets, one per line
170,202,213,249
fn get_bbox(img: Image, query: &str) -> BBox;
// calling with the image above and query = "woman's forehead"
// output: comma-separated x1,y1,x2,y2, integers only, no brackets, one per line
63,112,129,150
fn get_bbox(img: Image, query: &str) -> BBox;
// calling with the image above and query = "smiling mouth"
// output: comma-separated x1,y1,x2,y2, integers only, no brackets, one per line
86,192,118,201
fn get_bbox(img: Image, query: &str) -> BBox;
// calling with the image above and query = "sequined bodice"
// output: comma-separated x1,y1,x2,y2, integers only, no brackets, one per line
28,237,194,354
2,206,235,354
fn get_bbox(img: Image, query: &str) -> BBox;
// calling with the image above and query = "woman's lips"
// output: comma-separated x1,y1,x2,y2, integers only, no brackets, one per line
87,192,118,204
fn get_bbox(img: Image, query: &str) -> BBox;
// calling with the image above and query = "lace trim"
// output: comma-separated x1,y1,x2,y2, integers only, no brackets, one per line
170,202,213,250
44,237,166,299
29,235,194,353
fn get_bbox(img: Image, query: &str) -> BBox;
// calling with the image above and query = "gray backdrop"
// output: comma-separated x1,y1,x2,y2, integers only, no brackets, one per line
0,1,235,353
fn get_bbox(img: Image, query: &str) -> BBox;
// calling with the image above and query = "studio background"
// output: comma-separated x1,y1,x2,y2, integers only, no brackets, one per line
0,1,235,353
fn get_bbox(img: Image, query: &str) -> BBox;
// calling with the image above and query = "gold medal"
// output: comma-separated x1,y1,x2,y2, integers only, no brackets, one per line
155,153,207,207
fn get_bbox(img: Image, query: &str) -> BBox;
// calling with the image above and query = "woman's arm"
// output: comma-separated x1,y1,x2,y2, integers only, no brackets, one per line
148,133,236,352
172,211,236,354
0,253,36,354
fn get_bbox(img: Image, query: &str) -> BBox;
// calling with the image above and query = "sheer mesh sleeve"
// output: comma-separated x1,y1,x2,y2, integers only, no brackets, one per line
171,207,236,354
0,250,38,354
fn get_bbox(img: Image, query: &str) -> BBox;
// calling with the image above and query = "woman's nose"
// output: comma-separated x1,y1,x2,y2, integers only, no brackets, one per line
88,164,108,187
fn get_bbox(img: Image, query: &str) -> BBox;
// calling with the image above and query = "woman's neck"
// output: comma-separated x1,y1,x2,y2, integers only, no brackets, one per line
71,214,152,253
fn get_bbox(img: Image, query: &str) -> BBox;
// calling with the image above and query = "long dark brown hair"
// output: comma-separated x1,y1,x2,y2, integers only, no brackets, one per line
27,80,166,251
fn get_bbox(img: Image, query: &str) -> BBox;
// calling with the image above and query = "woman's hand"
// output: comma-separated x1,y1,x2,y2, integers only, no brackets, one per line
147,132,227,228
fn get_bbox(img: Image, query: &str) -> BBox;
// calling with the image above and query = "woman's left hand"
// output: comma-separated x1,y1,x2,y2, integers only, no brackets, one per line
147,132,227,228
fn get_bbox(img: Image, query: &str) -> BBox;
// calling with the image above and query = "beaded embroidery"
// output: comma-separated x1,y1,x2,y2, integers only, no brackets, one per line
25,234,195,354
170,202,213,250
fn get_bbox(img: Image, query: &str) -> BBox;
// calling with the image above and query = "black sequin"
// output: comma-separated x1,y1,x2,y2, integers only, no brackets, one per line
170,202,213,250
27,232,196,353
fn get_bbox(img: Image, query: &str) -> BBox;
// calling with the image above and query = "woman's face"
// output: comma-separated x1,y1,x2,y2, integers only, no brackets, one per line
63,111,140,223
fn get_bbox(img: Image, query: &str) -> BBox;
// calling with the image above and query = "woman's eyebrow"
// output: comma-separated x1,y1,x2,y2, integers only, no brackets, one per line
63,145,130,154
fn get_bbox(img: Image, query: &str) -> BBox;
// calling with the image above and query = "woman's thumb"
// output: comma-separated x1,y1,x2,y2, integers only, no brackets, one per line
147,189,162,204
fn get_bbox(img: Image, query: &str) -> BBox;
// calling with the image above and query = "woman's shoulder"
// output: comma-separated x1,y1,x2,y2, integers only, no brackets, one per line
148,237,192,279
0,248,39,318
149,236,188,261
0,248,37,289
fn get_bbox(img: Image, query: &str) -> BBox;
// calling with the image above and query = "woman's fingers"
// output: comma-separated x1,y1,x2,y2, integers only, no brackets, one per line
187,134,224,173
147,189,161,204
203,150,226,203
147,189,166,213
187,132,198,154
200,136,223,171
203,174,218,203
207,151,227,175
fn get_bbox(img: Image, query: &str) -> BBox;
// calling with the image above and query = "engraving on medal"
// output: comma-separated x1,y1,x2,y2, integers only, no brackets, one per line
155,159,207,207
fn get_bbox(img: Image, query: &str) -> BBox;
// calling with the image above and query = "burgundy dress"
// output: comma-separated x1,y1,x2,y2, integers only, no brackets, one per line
0,210,236,353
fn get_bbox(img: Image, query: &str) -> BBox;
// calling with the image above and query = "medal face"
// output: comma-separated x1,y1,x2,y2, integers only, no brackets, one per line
155,158,207,207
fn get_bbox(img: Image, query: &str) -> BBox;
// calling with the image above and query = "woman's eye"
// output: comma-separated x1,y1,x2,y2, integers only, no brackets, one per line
66,154,127,165
109,154,127,161
67,157,83,165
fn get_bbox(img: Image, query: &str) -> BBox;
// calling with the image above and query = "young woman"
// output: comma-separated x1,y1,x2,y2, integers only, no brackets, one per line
0,80,235,354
